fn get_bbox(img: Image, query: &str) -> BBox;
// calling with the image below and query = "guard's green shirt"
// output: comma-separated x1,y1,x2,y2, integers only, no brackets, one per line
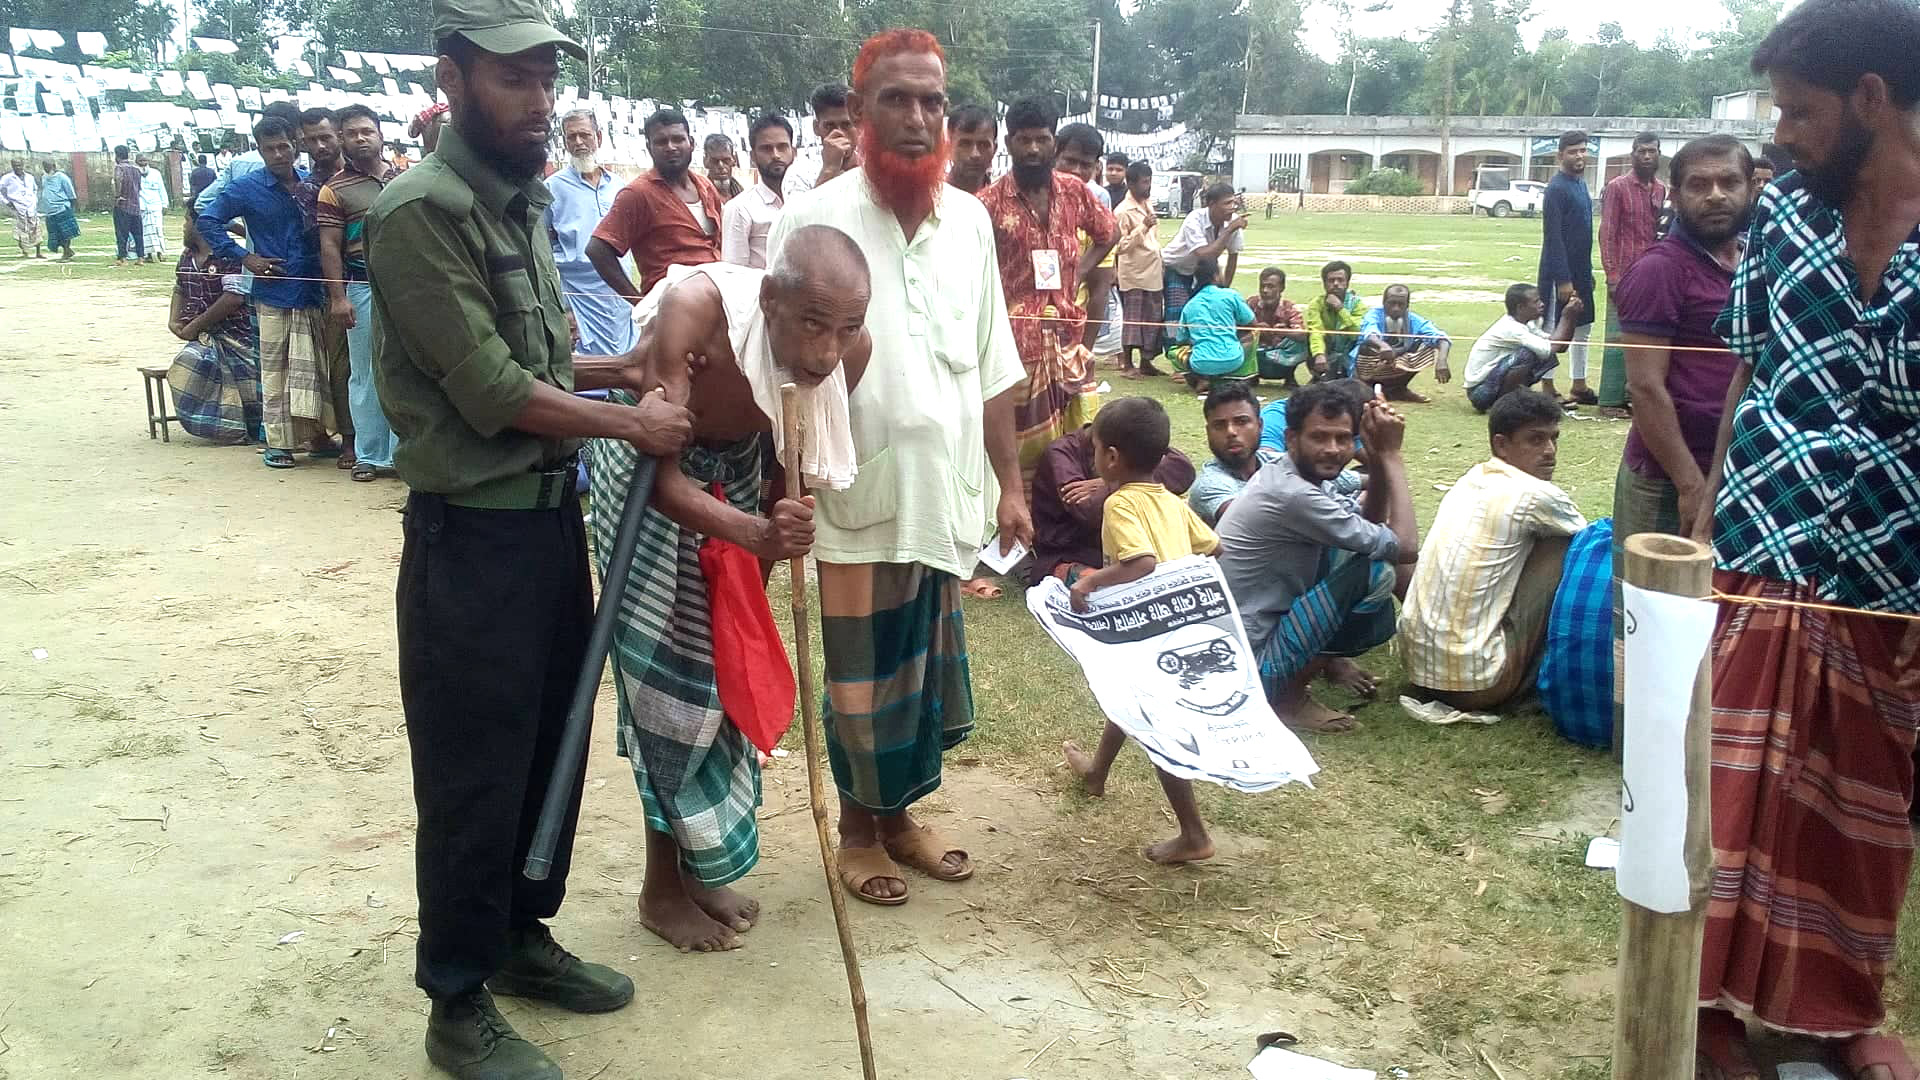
367,123,577,496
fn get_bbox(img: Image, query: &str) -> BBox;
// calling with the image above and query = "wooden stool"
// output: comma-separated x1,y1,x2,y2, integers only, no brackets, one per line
138,366,176,442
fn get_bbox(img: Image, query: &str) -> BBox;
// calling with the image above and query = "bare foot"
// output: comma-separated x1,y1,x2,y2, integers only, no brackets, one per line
686,879,760,932
1284,697,1357,734
1322,657,1378,699
638,892,739,953
1062,740,1106,797
1144,832,1215,864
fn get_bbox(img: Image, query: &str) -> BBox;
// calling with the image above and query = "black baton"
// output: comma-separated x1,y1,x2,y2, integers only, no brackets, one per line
523,455,658,881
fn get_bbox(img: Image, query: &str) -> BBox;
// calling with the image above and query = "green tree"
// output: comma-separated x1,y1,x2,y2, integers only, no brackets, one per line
1,0,176,63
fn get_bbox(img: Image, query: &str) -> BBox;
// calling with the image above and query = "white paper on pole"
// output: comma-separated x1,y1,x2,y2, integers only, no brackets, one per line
1616,581,1717,914
1027,556,1318,794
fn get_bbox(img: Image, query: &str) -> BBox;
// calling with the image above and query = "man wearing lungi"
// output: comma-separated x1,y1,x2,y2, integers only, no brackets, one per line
589,235,872,951
767,28,1031,906
1689,2,1920,1075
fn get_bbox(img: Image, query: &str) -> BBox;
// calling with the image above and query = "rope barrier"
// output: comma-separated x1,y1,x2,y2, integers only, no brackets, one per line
152,264,1748,356
1708,590,1920,625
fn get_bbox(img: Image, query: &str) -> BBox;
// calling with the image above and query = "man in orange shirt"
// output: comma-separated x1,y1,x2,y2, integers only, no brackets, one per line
587,108,724,300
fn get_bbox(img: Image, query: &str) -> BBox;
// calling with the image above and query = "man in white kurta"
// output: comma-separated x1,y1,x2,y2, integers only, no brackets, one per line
764,31,1030,907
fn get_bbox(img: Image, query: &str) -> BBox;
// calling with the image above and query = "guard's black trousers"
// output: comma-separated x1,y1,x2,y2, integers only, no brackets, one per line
397,493,593,1000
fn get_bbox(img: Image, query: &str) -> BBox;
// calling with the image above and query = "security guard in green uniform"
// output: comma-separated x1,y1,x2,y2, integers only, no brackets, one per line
366,2,692,1077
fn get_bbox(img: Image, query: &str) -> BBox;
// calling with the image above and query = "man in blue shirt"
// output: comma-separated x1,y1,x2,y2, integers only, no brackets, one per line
1537,129,1595,405
546,108,634,356
1175,255,1255,390
196,114,335,468
194,101,304,214
1351,284,1451,403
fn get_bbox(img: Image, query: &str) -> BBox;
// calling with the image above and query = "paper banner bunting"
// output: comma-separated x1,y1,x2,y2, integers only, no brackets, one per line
341,50,361,68
0,55,14,77
328,66,358,83
75,32,107,56
7,29,33,52
156,71,183,96
239,86,262,109
186,71,211,97
191,37,239,55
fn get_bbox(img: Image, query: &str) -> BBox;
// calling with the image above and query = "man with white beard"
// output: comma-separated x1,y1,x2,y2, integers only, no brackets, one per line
547,108,635,355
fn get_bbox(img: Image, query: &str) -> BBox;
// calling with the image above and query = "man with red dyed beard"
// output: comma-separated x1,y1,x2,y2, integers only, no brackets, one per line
768,28,1030,907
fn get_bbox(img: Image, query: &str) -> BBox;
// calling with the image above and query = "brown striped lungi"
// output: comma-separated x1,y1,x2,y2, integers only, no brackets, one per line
1699,570,1920,1036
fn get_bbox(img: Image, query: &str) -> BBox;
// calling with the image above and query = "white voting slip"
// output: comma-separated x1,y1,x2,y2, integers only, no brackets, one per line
1028,556,1318,793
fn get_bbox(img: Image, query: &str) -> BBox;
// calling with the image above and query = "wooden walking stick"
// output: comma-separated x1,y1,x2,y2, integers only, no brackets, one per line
780,382,879,1080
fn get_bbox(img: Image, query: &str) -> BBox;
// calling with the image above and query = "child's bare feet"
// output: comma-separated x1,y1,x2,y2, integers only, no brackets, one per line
1144,832,1215,864
1062,740,1106,796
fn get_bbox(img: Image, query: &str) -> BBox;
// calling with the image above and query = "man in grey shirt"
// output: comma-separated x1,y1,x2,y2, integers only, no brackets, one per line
1217,381,1419,733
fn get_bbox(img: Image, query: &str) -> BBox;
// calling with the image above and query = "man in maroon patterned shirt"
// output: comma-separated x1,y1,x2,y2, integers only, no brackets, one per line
1596,132,1665,413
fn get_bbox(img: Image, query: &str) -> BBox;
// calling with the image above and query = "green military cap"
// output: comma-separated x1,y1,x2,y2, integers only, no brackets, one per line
433,0,587,61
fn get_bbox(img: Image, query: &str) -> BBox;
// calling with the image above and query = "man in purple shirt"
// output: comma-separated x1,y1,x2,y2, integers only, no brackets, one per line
111,145,144,265
1608,133,1753,735
1029,424,1195,586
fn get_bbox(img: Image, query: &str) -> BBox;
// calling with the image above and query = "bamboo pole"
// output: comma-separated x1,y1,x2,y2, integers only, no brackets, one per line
1611,532,1715,1080
780,383,879,1080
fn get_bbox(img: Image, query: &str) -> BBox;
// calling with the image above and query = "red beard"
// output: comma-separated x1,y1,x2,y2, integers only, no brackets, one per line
859,120,949,221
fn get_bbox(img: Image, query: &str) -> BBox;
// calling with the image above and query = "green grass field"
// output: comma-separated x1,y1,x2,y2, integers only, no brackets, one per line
12,205,1910,1073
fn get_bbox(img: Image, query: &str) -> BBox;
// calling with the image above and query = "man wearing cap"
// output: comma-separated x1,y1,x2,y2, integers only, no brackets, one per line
366,4,694,1078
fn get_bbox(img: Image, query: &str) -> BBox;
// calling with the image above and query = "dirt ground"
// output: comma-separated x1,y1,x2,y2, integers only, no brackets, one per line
0,274,1404,1080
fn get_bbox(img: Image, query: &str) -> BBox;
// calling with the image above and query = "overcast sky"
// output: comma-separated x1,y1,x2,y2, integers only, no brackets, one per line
1289,0,1801,63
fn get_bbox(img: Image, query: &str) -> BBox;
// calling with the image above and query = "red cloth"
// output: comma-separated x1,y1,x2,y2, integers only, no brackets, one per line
1599,172,1665,284
1699,570,1920,1036
698,486,796,754
591,169,724,294
978,171,1117,371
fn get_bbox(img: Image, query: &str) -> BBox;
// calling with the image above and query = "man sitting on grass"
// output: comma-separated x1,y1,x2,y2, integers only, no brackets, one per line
1352,284,1450,404
1398,391,1588,712
1061,397,1222,864
1171,255,1256,391
1305,260,1367,379
1217,382,1418,733
1188,382,1274,527
1030,423,1195,588
1462,284,1585,413
1249,267,1308,385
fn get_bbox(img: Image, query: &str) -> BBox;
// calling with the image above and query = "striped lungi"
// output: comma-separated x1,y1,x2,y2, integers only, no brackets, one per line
1119,288,1164,353
1699,570,1920,1036
1597,293,1629,408
591,430,765,887
1254,550,1397,699
1013,337,1100,498
257,303,330,450
11,209,39,248
819,561,974,814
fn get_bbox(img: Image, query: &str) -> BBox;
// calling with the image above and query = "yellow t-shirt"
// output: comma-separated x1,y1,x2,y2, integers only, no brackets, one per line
1102,482,1220,564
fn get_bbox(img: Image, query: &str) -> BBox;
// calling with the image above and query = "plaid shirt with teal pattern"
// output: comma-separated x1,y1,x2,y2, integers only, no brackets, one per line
1711,173,1920,614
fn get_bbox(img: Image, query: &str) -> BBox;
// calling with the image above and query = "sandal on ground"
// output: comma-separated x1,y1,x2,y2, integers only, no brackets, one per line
883,825,974,882
307,446,342,460
960,578,1003,600
262,449,297,469
1843,1034,1919,1080
351,462,379,482
836,845,909,906
1695,1009,1760,1080
1569,388,1599,405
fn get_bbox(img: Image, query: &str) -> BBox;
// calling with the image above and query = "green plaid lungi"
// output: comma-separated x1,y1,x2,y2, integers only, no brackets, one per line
1597,291,1630,408
589,429,765,887
1609,459,1685,749
819,561,974,814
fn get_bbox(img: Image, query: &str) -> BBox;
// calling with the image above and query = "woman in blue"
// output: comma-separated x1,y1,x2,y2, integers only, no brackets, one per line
1175,256,1256,391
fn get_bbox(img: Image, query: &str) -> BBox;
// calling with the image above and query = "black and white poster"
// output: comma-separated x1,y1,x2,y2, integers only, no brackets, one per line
1027,557,1319,793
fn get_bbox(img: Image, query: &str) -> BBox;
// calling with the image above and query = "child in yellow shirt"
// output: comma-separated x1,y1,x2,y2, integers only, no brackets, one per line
1063,397,1221,864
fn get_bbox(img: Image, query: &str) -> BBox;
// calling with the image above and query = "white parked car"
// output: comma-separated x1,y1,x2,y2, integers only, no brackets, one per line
1469,175,1546,218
